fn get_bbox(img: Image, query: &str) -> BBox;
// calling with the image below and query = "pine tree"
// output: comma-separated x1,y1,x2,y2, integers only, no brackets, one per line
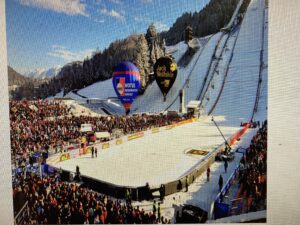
134,34,150,87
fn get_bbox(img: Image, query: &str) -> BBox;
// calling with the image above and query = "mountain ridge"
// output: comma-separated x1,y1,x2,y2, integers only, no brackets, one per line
24,65,62,79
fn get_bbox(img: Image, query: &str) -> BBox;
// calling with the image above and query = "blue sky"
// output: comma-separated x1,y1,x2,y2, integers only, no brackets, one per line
6,0,209,74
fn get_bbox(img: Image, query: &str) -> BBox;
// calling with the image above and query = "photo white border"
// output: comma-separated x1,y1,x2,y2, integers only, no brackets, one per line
268,0,300,224
0,1,14,225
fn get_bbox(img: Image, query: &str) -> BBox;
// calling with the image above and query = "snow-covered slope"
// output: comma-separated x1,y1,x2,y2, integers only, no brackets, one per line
209,0,266,127
77,78,116,100
47,90,64,99
131,35,217,113
253,5,268,122
63,0,267,128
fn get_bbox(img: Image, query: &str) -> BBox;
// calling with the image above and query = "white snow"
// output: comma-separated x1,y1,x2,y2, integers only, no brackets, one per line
53,117,240,187
210,0,266,127
130,127,258,222
47,90,64,99
253,5,268,122
131,34,222,113
78,78,116,100
63,91,86,103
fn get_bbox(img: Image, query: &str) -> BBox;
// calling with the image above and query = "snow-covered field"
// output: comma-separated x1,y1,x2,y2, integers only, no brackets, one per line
53,116,240,187
131,127,258,221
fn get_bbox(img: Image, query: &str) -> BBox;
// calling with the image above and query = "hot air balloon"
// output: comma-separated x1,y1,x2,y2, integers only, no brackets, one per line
154,56,178,101
112,62,141,114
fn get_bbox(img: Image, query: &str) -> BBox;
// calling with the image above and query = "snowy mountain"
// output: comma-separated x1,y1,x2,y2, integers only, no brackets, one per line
24,66,61,79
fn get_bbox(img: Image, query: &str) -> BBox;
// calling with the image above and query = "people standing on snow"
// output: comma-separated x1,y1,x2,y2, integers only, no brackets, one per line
95,147,97,157
91,146,94,158
207,167,211,182
159,184,165,202
153,200,157,214
185,176,189,192
177,180,182,191
145,182,152,200
125,188,132,205
224,158,228,173
218,175,223,192
158,202,161,222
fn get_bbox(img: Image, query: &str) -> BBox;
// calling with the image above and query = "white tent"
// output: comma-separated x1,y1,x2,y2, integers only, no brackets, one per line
187,100,200,109
95,132,110,139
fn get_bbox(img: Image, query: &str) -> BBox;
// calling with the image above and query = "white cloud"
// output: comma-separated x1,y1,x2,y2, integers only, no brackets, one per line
19,0,88,17
154,21,169,32
100,8,125,21
48,45,94,62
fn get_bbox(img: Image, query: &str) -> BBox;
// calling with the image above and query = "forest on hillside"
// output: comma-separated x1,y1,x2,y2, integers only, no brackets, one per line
161,0,241,45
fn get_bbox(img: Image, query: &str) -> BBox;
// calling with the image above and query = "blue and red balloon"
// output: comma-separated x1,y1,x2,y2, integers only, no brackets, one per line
112,62,141,114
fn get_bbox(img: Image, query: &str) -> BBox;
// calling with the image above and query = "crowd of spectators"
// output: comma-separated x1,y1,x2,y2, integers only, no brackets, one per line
10,100,193,167
238,120,267,212
13,172,171,224
10,100,193,224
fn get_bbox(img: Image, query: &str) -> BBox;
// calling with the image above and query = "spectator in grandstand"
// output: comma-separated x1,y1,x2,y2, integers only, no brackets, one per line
238,120,267,212
145,182,152,200
14,169,175,224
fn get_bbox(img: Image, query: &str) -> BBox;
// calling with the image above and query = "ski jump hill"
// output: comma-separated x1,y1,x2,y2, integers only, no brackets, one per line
55,0,267,128
47,0,267,220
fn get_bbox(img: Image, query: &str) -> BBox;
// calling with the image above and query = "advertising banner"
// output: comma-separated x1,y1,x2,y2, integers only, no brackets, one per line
86,146,92,153
60,153,70,162
116,139,123,145
81,124,92,132
165,124,175,130
102,142,110,149
151,128,160,133
128,132,144,141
